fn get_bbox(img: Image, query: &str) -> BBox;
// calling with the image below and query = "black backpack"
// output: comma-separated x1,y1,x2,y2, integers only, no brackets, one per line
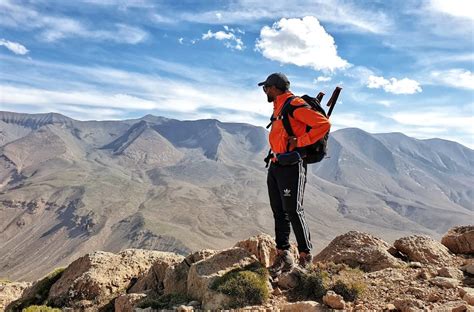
264,87,341,166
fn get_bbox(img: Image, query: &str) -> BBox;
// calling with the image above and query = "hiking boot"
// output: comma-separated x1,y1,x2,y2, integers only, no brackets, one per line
298,252,313,268
269,250,294,276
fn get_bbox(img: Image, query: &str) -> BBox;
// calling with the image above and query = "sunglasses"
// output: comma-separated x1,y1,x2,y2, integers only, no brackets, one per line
262,85,272,92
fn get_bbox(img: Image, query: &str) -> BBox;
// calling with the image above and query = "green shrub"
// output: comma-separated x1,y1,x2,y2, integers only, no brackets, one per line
332,280,360,301
6,268,65,311
330,267,366,301
292,265,329,300
210,262,269,309
136,293,191,309
21,305,61,312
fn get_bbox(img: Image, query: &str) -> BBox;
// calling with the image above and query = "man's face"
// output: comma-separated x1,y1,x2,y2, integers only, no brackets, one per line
263,85,276,102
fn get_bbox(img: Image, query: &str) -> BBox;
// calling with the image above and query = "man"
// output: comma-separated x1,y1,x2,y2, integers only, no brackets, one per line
258,73,330,275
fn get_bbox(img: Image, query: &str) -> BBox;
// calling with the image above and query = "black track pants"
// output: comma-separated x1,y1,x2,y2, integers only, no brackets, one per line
267,160,312,254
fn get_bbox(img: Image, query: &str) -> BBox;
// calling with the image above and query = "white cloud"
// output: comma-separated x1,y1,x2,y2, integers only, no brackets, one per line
178,1,391,34
430,69,474,90
389,111,474,131
428,0,474,20
0,1,147,44
0,84,160,110
255,16,350,72
315,76,332,83
331,113,380,132
201,28,245,50
367,75,422,94
178,37,184,44
0,39,29,55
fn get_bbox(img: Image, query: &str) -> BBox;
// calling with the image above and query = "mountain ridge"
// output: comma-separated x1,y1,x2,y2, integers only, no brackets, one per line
0,110,472,281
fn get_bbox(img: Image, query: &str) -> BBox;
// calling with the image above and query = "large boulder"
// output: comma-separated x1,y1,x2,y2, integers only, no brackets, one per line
128,252,184,294
314,231,403,272
186,247,261,310
441,225,474,255
394,235,455,266
48,249,176,309
163,249,218,295
234,233,277,267
0,281,32,311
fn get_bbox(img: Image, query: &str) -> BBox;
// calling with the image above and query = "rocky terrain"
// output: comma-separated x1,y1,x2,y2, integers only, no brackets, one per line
0,111,472,282
1,225,473,311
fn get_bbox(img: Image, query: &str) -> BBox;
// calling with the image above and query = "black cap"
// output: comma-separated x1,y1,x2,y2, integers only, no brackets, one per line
258,73,290,90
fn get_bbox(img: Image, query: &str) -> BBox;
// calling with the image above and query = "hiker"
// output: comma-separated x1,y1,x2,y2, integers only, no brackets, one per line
258,73,331,275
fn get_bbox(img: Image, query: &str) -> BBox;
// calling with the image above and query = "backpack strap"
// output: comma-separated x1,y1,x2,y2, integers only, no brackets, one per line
266,96,296,129
281,98,314,151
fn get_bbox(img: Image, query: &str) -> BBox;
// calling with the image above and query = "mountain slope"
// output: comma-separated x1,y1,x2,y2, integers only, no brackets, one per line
0,111,472,281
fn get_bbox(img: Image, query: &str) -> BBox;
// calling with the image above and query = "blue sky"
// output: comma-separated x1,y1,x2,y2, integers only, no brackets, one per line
0,0,473,147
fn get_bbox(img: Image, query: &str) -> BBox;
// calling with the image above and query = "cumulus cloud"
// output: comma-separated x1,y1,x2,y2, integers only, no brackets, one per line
255,16,350,72
0,39,29,55
430,69,474,90
367,75,422,94
201,27,244,50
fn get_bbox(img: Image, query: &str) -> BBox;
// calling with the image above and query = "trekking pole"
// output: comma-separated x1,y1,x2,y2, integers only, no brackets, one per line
326,86,342,118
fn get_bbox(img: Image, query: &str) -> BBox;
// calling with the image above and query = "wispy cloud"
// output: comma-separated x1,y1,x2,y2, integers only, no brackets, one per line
0,0,147,44
256,16,350,72
430,69,474,90
201,26,245,50
0,57,271,125
367,75,422,94
0,39,29,55
177,0,392,34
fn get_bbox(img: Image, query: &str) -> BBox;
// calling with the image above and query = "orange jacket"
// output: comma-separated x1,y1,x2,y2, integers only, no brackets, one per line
269,91,330,155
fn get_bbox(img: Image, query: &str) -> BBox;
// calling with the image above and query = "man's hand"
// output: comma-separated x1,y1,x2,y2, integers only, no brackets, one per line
288,136,298,151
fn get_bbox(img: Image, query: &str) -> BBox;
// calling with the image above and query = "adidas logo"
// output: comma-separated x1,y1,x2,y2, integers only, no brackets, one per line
283,189,291,197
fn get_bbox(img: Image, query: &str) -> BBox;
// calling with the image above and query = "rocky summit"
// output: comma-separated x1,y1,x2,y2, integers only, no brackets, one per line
2,227,473,311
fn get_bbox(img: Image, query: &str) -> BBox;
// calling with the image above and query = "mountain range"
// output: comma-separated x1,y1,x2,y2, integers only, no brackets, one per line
0,111,472,281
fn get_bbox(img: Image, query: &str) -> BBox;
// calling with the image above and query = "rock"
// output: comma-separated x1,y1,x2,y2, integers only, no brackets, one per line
394,235,455,266
314,231,403,272
128,252,184,294
177,305,194,312
323,290,345,310
430,276,460,288
385,303,397,310
186,247,261,310
464,291,474,305
417,267,438,280
277,270,299,289
234,233,277,267
393,297,424,311
114,293,147,312
279,301,323,312
407,286,425,298
48,249,172,308
438,267,464,280
428,292,441,302
433,301,473,312
163,249,217,295
441,225,474,254
460,259,474,275
408,262,423,268
0,281,32,311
